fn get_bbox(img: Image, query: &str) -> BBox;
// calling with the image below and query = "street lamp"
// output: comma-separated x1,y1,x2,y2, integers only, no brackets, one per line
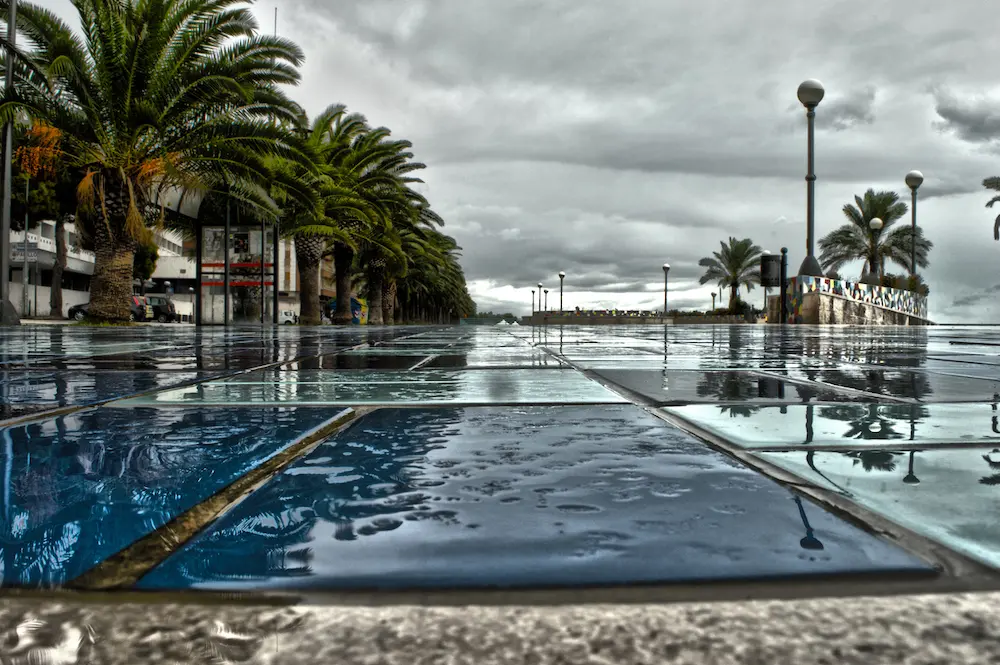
537,282,543,317
531,289,536,314
711,292,717,311
863,217,883,285
0,0,18,325
543,288,549,311
797,79,825,277
558,271,565,312
662,263,670,315
905,170,923,277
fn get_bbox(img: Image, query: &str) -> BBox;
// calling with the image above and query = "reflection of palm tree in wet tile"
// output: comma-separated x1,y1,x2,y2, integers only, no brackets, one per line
817,403,929,442
979,450,1000,486
696,372,762,417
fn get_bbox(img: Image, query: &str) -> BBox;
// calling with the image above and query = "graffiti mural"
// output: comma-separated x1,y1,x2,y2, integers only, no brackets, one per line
785,276,929,323
325,297,369,324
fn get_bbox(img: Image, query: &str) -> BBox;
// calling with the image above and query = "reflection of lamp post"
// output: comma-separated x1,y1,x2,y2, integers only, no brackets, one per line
903,451,920,484
797,79,826,277
662,263,670,315
558,271,565,312
793,495,825,550
905,170,923,277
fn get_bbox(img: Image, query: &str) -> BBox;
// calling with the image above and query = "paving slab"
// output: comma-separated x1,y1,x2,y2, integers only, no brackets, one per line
0,406,346,588
137,405,932,591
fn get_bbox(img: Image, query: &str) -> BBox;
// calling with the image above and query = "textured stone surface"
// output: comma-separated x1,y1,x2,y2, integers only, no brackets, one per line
2,593,1000,664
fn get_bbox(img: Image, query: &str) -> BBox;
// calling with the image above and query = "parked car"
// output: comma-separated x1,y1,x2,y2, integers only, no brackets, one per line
69,295,153,322
278,310,299,325
146,295,177,323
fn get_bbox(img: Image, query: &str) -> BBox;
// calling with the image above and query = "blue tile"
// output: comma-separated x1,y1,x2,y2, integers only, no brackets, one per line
138,406,932,591
0,406,344,588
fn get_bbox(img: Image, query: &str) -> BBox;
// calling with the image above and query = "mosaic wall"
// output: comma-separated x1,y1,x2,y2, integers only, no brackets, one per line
785,276,929,323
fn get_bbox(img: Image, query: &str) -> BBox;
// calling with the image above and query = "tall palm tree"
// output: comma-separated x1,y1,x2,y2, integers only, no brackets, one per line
329,128,422,325
819,189,932,279
698,237,762,309
983,177,1000,242
1,0,308,322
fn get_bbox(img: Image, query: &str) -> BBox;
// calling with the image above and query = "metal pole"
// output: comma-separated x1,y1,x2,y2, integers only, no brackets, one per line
559,274,564,312
223,199,230,326
195,221,203,325
544,289,548,311
531,290,535,314
260,215,265,325
0,0,16,324
911,187,917,277
798,106,823,276
663,270,669,314
780,247,789,324
272,223,279,324
21,177,27,317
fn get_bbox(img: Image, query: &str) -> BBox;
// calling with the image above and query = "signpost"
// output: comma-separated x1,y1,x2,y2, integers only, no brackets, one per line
11,242,37,264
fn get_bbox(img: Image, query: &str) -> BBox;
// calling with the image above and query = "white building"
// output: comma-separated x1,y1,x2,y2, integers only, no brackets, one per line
7,223,317,320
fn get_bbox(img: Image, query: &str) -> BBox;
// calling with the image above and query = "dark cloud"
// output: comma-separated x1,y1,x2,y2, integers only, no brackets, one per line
951,284,1000,309
932,88,1000,144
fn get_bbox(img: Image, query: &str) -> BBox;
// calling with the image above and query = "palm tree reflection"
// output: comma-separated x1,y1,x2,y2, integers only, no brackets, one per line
980,450,1000,486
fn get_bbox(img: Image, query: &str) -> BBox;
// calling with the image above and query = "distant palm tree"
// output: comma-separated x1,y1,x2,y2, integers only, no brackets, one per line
698,237,763,309
982,177,1000,241
819,189,932,279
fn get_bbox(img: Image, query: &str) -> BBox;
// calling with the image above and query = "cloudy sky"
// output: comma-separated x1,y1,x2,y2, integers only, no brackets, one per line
31,0,1000,321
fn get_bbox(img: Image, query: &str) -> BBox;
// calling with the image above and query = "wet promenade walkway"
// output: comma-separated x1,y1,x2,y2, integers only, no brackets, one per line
2,323,1000,597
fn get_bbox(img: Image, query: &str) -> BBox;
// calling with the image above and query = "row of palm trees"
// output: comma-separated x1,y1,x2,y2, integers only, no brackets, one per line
699,188,935,309
0,0,475,324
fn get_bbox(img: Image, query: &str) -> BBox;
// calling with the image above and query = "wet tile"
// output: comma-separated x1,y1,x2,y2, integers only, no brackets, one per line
662,403,1000,449
786,367,1000,403
427,352,566,369
0,371,213,414
0,406,345,588
283,355,424,371
592,370,858,406
115,369,628,407
757,447,1000,570
138,406,931,591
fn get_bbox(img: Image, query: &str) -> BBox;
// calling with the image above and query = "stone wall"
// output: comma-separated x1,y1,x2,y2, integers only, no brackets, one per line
769,276,931,325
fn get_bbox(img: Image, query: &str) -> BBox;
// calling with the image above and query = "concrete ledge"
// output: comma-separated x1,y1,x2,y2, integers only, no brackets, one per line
3,592,1000,663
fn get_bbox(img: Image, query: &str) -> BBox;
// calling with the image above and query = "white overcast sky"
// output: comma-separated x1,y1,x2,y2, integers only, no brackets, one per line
26,0,1000,321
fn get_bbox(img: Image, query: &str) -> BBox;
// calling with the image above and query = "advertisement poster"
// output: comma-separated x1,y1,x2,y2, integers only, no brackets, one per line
327,297,368,324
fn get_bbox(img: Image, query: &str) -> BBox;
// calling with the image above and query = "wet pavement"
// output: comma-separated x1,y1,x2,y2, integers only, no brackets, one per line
1,323,1000,593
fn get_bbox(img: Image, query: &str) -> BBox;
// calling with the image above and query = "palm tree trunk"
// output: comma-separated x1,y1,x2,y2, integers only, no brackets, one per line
382,279,396,325
332,242,355,325
729,284,738,310
89,220,136,323
49,215,67,318
294,233,324,325
367,269,385,325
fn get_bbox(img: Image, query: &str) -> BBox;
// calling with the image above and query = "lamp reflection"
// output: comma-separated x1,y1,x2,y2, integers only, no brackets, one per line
903,451,920,485
793,495,824,550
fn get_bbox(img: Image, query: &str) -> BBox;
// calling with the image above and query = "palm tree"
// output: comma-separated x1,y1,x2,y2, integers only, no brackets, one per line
1,0,308,322
698,237,763,309
983,177,1000,241
328,127,423,325
819,189,932,280
270,105,371,325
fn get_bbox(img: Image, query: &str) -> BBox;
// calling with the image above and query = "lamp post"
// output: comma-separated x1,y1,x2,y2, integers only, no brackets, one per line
864,217,884,285
711,292,716,312
905,170,923,277
543,289,549,312
537,282,542,319
531,289,535,314
558,271,565,312
0,0,17,325
662,263,670,315
797,79,825,277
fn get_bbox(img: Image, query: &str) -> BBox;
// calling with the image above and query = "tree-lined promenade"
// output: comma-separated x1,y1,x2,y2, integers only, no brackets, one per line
0,0,475,324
